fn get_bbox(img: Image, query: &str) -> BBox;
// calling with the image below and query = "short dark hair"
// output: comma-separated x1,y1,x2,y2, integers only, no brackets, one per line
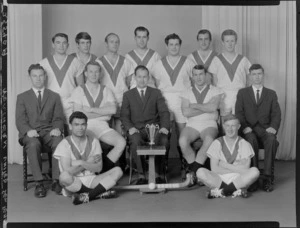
75,32,92,44
223,114,240,124
221,29,237,42
28,63,46,75
134,65,149,76
69,111,88,124
52,33,69,43
192,64,207,74
84,60,102,73
105,33,119,43
197,29,212,41
249,64,264,73
134,26,149,37
165,33,182,45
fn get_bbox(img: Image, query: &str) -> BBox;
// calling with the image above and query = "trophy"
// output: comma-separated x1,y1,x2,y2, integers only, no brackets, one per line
145,124,159,145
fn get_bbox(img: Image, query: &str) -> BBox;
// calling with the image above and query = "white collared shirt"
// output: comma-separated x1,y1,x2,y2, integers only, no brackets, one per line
32,87,45,99
252,85,263,102
137,87,147,97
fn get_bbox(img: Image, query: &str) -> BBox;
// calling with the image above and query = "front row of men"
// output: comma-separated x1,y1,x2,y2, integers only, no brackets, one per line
16,61,280,204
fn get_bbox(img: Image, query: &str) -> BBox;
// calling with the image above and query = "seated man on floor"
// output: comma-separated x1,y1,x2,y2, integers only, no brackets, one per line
53,111,123,205
120,65,170,184
197,114,260,198
179,65,223,184
68,61,126,172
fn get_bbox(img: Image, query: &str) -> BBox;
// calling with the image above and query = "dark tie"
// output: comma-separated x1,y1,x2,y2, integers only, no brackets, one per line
140,90,145,103
38,91,42,108
256,89,260,104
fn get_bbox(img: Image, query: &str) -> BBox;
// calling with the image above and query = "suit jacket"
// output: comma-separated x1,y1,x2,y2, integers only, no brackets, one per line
235,86,281,131
16,88,65,139
120,86,170,132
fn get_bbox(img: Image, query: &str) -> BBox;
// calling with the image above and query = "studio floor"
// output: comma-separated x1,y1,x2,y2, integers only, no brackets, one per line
7,159,296,227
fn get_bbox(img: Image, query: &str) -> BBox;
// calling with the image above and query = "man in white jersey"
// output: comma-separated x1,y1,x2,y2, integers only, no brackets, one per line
96,33,134,134
54,111,123,205
39,33,84,116
197,114,260,198
68,61,126,172
188,29,218,85
208,29,251,116
125,26,161,88
179,65,223,183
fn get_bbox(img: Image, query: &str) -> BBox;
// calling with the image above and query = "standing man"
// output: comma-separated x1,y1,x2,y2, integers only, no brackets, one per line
208,29,251,116
96,33,134,134
121,65,170,184
39,33,84,116
125,26,161,88
16,64,65,198
197,115,260,198
68,61,126,172
179,65,223,182
235,64,281,192
188,29,218,84
54,111,122,205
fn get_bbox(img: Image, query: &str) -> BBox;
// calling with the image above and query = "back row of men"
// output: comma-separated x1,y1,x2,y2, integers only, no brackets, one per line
16,26,281,204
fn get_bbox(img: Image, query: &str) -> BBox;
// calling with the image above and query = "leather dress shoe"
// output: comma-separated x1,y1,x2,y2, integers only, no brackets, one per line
155,177,166,184
35,183,47,198
136,178,147,185
51,180,62,195
248,181,259,192
188,171,198,187
263,179,274,192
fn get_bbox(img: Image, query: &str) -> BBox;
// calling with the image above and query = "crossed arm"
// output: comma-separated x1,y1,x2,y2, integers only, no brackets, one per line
72,102,117,119
210,157,251,175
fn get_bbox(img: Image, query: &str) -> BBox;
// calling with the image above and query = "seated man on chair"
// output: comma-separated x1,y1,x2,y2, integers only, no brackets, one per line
197,114,260,198
179,65,223,184
53,111,123,205
235,63,281,192
15,64,64,198
120,65,170,185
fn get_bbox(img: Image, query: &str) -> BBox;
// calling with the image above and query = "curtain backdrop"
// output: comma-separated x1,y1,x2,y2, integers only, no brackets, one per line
7,3,296,164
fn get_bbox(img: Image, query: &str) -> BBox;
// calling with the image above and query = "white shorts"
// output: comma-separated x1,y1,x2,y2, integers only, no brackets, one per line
87,119,114,139
163,92,187,123
78,174,97,188
219,173,240,185
186,120,218,134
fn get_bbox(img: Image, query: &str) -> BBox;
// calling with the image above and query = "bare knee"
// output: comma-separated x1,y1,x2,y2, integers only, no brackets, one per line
196,168,208,182
116,136,126,151
250,167,260,179
112,166,123,180
59,171,74,187
179,135,190,150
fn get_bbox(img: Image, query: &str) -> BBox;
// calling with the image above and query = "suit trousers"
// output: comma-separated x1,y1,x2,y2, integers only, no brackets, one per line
244,125,278,177
22,130,62,181
128,128,170,176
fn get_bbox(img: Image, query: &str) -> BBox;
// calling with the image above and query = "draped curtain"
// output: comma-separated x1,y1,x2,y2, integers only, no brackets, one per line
7,2,296,164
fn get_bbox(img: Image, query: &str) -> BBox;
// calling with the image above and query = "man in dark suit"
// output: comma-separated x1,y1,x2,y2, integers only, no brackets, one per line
16,64,65,198
235,63,281,192
121,65,170,184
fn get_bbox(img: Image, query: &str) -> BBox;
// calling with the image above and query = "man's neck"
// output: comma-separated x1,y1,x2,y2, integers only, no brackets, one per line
252,84,263,89
137,86,147,90
86,80,99,89
135,47,148,54
223,50,236,57
71,134,86,144
106,51,118,57
224,135,238,143
54,53,67,59
195,83,207,91
198,48,211,54
77,51,90,59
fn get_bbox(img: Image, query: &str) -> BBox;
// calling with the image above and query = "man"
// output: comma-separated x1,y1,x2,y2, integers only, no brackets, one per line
179,65,223,182
96,33,134,134
125,26,161,88
235,64,281,192
54,111,123,205
197,114,260,198
68,61,126,172
121,65,170,184
39,33,84,115
188,29,218,84
16,64,64,198
208,29,251,116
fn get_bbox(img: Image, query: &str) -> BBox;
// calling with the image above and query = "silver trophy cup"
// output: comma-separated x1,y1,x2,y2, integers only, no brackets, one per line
145,124,160,145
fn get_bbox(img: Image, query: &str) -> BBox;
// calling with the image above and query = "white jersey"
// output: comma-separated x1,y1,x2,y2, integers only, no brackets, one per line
187,50,218,70
208,53,251,114
96,55,134,107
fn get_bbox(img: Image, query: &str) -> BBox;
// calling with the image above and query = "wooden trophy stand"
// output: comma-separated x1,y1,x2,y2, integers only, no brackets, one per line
137,145,166,194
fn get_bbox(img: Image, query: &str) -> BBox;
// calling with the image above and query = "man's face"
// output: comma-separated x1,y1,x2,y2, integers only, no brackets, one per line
135,69,149,89
106,35,120,53
167,39,181,56
197,33,211,51
70,118,87,137
52,36,69,55
30,69,46,89
192,68,206,87
77,39,91,54
85,64,101,84
135,31,149,49
251,69,264,86
223,119,240,138
222,35,236,53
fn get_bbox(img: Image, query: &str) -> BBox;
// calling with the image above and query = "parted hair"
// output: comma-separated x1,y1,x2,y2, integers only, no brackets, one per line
28,63,46,75
165,33,182,45
249,64,264,73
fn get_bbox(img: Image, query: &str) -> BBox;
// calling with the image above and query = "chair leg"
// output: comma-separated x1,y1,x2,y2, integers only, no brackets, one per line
23,148,28,191
177,146,187,181
128,147,133,185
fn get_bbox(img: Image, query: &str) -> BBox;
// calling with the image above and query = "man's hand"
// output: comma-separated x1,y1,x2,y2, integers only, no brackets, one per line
159,127,169,135
89,154,101,163
71,160,83,167
27,129,39,138
243,127,252,134
266,127,277,134
50,128,61,137
189,103,198,109
129,127,139,135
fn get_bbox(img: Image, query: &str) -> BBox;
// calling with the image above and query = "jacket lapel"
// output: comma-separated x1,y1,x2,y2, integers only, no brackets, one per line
29,89,40,110
134,88,144,108
142,87,151,112
40,89,50,113
247,86,256,105
257,87,266,106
